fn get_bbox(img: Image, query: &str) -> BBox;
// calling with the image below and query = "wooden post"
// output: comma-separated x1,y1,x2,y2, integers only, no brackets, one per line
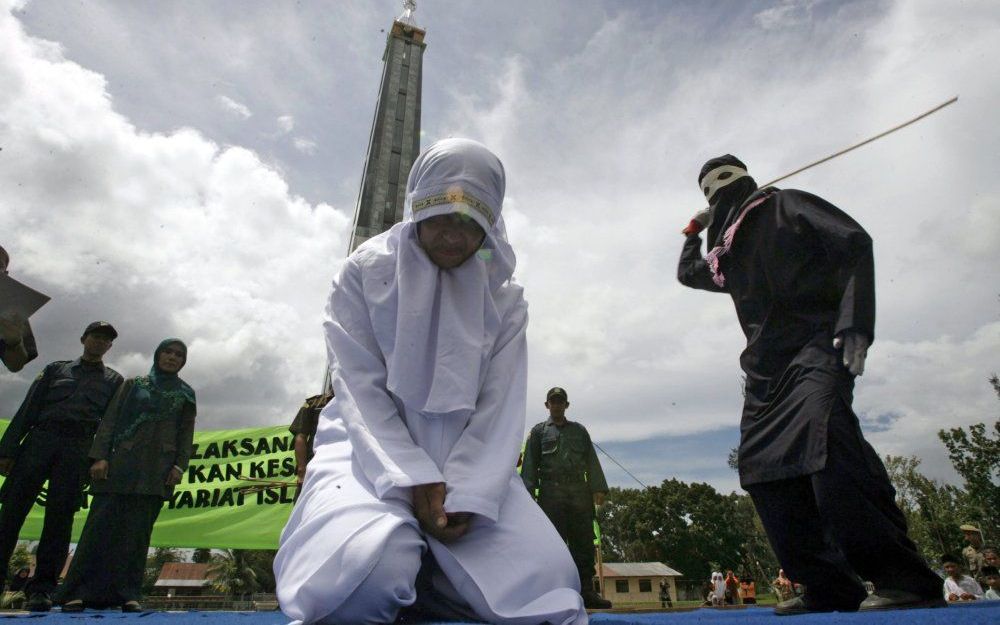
596,543,605,596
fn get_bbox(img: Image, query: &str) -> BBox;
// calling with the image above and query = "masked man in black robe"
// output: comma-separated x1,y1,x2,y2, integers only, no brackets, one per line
677,155,943,615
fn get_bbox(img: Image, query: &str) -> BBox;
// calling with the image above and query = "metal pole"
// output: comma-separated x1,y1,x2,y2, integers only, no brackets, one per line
595,538,606,598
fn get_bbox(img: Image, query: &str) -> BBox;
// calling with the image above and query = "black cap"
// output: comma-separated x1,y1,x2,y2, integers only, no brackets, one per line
82,321,118,339
546,387,568,401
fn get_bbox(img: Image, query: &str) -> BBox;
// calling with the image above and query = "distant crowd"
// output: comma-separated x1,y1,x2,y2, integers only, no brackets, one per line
704,524,999,607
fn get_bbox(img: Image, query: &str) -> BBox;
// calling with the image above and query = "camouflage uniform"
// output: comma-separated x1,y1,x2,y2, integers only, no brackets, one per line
289,392,334,461
521,418,608,587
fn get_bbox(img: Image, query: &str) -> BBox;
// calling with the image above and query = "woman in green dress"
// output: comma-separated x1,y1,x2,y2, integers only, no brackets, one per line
59,339,196,612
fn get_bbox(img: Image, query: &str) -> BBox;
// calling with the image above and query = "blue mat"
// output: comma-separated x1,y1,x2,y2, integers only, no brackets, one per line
0,603,996,623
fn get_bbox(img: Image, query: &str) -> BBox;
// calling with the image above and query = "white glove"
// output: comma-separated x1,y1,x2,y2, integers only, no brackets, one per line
833,331,869,376
681,206,713,235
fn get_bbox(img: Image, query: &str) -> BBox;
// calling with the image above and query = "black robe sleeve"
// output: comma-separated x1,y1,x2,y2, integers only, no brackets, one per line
0,363,54,459
677,234,728,293
786,190,876,343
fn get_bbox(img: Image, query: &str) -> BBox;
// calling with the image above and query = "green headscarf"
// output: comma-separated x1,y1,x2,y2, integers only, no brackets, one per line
112,338,196,446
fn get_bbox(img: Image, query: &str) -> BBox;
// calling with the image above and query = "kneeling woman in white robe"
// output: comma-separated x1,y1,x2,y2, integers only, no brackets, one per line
274,138,586,625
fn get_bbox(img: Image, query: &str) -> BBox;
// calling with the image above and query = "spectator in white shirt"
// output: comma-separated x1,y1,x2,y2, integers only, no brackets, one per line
942,553,983,602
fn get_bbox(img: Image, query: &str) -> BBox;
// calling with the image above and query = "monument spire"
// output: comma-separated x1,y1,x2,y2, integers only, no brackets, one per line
397,0,419,28
325,3,428,394
347,1,427,253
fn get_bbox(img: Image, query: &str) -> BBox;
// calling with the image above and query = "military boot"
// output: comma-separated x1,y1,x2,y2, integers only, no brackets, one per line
26,592,52,612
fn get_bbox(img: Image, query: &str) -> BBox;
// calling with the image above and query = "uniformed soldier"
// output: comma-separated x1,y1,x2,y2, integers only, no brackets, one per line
960,524,986,580
0,321,123,611
521,387,611,609
289,391,333,486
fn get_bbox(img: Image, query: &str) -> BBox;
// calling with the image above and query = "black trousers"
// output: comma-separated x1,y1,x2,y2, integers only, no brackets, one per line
0,431,90,595
538,491,595,584
745,400,942,608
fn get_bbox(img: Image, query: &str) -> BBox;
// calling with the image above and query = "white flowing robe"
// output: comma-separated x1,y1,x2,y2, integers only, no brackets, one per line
274,233,586,625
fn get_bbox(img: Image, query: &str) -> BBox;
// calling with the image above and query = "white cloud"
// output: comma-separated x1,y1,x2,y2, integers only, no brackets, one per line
860,322,1000,482
753,0,819,30
430,0,1000,482
3,0,998,493
0,4,349,427
215,94,251,119
277,114,295,133
293,137,318,154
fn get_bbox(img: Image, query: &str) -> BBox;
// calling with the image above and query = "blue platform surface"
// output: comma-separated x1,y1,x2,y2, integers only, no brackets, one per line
0,603,997,624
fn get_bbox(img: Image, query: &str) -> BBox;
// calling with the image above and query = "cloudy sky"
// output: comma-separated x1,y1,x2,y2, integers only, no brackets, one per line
2,0,998,494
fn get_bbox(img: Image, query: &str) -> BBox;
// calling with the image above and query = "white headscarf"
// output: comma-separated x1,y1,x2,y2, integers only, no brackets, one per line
377,138,517,416
712,572,725,596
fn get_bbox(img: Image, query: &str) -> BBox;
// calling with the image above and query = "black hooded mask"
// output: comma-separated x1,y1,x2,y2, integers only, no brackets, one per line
699,154,758,247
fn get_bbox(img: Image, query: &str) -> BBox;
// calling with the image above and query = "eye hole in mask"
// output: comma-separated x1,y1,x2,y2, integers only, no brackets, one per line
718,171,732,180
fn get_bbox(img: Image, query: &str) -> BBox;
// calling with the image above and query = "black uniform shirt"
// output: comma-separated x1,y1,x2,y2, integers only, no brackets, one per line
35,359,123,424
0,358,123,457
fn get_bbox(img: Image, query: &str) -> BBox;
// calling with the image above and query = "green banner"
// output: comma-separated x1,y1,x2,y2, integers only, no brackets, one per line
0,421,297,549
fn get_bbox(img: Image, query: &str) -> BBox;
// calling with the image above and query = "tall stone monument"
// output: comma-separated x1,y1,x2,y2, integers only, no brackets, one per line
348,0,426,252
322,2,426,394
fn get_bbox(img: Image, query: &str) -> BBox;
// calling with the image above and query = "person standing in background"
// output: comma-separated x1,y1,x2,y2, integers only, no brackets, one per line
59,339,196,613
289,392,333,487
0,321,122,611
521,387,612,609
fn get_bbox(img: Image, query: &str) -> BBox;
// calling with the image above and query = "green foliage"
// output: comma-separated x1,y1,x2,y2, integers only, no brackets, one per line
597,479,778,583
209,549,258,598
884,454,968,562
247,550,277,593
937,374,1000,535
143,546,180,596
191,548,212,564
208,549,276,598
8,543,31,573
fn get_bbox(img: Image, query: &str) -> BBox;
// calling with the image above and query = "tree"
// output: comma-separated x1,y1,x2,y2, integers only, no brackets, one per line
598,479,777,582
937,374,1000,534
884,454,968,563
143,547,180,595
9,543,31,573
209,549,260,599
245,550,277,594
727,491,780,585
192,548,212,564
